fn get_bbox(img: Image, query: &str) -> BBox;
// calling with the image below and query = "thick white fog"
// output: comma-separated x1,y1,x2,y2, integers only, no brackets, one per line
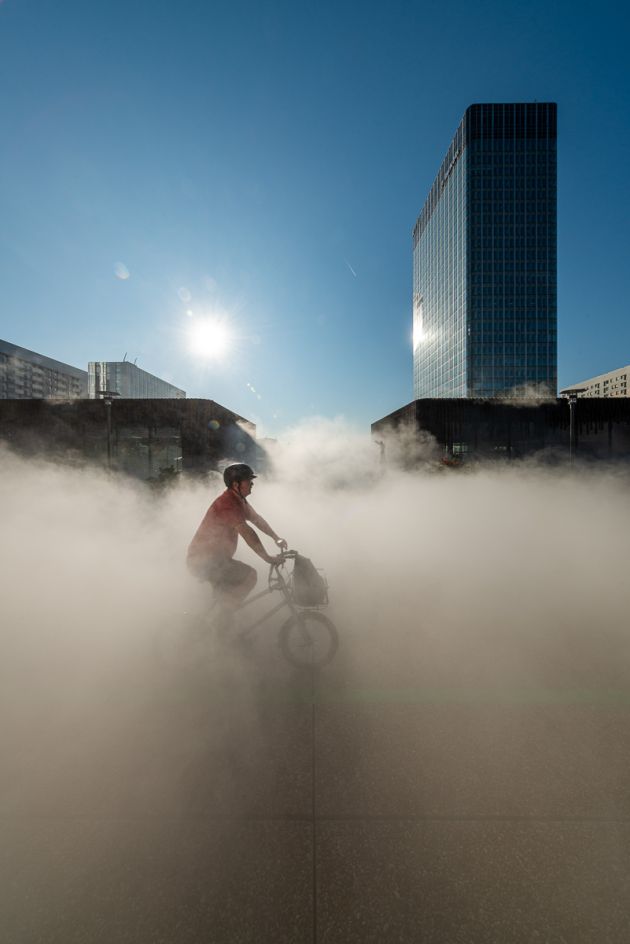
2,426,630,820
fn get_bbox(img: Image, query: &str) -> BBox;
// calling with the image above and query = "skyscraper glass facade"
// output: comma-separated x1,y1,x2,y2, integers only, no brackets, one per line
413,103,557,399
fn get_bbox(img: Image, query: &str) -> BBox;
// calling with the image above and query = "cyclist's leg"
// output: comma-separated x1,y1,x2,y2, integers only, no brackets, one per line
209,558,257,608
210,560,257,642
188,555,257,604
187,556,257,640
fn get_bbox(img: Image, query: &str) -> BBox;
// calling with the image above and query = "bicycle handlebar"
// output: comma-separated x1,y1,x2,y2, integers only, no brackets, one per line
278,550,298,561
268,549,297,576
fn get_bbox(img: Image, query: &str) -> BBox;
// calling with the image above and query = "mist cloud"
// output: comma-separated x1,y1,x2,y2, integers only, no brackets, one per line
2,431,630,934
3,431,630,710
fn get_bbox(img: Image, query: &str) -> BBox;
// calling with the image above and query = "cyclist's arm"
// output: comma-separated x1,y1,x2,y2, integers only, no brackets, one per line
236,522,279,564
246,508,287,549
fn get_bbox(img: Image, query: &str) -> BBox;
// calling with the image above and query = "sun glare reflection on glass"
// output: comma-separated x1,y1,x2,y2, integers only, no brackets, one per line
188,318,232,360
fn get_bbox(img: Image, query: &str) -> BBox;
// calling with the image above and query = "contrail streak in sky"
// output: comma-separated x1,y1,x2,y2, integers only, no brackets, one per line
344,259,357,278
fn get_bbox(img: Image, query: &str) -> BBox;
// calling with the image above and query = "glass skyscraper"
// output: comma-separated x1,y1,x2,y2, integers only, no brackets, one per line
413,103,557,399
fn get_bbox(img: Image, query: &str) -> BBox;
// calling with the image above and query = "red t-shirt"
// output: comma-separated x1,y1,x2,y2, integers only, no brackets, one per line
187,488,255,562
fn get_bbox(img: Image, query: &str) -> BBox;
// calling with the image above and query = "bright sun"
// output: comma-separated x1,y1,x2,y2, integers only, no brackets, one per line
188,318,232,360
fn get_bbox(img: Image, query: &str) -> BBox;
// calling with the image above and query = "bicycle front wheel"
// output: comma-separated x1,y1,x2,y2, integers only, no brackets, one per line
279,610,339,668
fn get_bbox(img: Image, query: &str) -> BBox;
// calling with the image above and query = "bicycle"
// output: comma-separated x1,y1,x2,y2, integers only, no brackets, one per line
235,550,338,668
156,551,339,670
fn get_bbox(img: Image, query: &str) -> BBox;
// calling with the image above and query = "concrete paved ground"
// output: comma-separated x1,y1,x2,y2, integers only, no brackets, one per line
3,618,630,943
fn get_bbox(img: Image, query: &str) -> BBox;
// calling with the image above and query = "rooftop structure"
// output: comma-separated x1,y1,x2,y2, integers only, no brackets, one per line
88,361,185,399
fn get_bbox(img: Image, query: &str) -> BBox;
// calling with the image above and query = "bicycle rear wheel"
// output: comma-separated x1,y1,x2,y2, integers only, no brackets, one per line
279,610,339,668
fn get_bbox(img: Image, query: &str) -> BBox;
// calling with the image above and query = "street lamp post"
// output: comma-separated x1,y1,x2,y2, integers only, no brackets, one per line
104,398,112,471
568,394,577,464
560,388,586,465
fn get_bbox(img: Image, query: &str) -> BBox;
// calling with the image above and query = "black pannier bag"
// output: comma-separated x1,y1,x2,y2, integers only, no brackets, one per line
291,554,328,607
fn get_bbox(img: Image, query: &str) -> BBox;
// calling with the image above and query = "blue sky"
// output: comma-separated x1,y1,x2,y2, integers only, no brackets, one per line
1,0,629,434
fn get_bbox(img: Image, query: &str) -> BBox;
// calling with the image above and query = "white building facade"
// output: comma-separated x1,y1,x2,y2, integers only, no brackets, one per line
0,339,87,399
561,365,629,398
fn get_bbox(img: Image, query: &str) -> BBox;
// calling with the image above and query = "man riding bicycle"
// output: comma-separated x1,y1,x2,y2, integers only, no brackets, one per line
187,463,288,608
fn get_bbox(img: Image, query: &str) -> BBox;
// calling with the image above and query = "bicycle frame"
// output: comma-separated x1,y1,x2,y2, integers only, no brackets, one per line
233,556,301,636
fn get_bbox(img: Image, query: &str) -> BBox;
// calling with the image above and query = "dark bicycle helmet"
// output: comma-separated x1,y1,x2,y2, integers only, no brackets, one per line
223,463,257,487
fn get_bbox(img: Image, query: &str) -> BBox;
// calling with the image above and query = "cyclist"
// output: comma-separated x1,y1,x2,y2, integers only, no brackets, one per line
187,463,288,609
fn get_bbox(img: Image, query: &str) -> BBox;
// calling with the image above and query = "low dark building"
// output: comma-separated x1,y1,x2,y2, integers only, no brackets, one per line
0,398,260,481
372,398,630,463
